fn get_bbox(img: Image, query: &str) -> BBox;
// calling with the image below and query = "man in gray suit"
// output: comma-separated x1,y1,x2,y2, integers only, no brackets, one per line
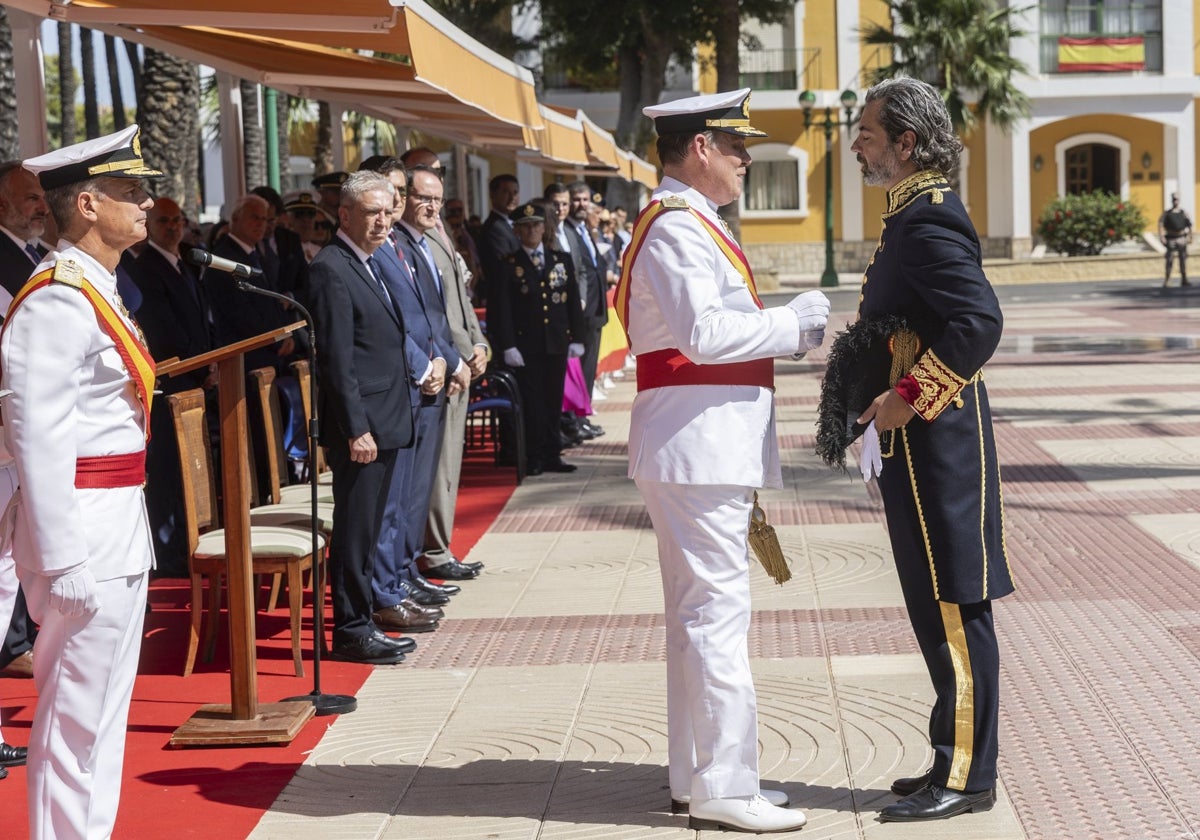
409,164,491,581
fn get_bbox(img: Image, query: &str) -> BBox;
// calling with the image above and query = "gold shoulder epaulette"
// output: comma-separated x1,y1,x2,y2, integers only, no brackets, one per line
660,196,689,210
51,258,84,288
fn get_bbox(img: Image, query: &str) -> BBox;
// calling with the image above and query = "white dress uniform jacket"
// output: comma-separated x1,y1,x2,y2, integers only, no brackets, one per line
625,177,801,488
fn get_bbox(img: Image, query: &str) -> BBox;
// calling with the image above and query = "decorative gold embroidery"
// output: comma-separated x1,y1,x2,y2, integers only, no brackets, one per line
908,348,969,421
888,329,921,388
974,378,988,600
884,169,951,217
901,425,939,599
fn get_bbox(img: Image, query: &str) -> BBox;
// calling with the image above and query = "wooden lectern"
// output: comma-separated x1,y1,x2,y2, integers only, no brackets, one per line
156,323,315,746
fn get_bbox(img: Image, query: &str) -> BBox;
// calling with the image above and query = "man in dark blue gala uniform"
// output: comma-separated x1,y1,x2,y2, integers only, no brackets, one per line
844,77,1013,823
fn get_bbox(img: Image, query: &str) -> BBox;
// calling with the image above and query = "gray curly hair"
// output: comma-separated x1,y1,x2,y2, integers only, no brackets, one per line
864,77,962,179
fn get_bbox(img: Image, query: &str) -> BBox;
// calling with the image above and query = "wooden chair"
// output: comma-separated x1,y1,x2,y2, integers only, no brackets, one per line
168,388,327,678
289,359,330,484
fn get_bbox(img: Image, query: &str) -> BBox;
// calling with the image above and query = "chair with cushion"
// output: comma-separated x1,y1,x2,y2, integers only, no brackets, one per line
465,366,526,485
167,388,327,678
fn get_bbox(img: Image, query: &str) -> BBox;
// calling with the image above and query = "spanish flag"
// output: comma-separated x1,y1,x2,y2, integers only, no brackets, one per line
1058,36,1145,72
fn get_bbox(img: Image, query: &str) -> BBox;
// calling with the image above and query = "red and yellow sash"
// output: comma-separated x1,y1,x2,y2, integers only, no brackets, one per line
613,197,762,342
4,266,156,437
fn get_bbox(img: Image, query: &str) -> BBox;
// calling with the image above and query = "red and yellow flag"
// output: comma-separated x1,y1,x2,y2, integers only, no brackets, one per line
1058,36,1145,72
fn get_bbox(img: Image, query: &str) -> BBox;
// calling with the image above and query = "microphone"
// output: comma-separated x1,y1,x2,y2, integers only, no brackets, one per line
186,247,263,280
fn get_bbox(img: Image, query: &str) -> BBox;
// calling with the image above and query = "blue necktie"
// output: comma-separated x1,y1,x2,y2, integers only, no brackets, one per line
366,255,391,304
576,222,597,265
24,243,40,265
417,237,441,297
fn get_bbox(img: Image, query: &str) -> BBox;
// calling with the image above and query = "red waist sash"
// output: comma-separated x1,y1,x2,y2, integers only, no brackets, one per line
636,348,774,392
75,451,146,489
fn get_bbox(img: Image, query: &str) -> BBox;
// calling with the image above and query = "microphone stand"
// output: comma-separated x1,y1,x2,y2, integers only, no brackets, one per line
236,280,356,716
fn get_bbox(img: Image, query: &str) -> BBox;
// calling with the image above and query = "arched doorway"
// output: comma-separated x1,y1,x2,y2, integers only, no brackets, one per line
1065,143,1120,194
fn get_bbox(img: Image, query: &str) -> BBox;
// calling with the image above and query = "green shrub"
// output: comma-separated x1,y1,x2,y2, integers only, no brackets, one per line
1036,191,1147,257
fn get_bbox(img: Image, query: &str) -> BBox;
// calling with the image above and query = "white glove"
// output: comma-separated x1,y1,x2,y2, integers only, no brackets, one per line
786,290,831,340
49,566,101,618
567,342,585,359
503,347,525,368
859,421,883,482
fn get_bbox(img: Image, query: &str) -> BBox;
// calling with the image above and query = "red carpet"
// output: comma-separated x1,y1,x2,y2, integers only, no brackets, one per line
0,449,517,838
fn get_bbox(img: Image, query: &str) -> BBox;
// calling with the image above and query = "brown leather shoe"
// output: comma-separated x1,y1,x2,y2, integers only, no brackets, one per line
0,650,33,679
400,598,444,620
373,604,439,634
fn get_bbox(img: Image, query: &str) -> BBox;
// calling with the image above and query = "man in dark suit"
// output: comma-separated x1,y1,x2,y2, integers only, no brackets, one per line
132,196,220,578
0,160,50,297
308,170,419,665
475,173,520,303
369,162,463,619
205,193,296,373
564,181,610,416
487,202,586,476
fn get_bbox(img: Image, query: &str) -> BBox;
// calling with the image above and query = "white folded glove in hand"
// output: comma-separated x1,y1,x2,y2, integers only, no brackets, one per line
49,566,100,618
801,327,825,351
503,347,526,368
859,420,883,482
787,289,831,325
567,342,585,359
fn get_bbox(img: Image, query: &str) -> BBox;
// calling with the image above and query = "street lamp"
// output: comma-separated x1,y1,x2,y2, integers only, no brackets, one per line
799,88,860,287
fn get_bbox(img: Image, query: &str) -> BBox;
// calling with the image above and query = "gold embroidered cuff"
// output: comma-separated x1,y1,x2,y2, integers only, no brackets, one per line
906,348,969,421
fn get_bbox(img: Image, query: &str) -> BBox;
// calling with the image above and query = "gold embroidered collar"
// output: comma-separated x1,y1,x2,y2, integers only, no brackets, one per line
884,169,949,216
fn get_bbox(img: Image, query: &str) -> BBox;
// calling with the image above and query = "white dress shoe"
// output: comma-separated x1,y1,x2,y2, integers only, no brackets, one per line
671,788,789,814
688,794,807,833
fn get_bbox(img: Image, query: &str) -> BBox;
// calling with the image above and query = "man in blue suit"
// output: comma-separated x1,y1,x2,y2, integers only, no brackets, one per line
362,159,464,630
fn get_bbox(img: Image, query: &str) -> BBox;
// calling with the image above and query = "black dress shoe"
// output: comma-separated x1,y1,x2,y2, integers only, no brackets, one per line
414,575,460,596
0,743,27,768
526,462,544,476
423,560,479,581
543,459,577,473
403,583,450,607
373,604,439,634
0,766,7,780
878,785,995,822
581,421,605,437
329,634,407,665
370,629,416,654
890,768,932,796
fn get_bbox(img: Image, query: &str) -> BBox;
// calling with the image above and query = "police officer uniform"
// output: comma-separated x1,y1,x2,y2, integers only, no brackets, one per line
486,203,585,475
852,168,1013,817
1,126,159,839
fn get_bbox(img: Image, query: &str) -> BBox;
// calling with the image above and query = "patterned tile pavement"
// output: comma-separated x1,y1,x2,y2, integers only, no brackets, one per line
249,281,1200,840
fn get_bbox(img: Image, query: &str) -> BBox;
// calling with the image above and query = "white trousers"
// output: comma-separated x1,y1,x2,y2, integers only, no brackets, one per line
637,479,759,801
18,568,148,840
0,464,17,745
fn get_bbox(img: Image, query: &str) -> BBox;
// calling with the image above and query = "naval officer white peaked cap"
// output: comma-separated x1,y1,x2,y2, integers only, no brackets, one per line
643,88,768,138
23,124,163,191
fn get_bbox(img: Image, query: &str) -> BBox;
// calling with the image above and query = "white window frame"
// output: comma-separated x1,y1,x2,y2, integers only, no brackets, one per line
741,142,809,219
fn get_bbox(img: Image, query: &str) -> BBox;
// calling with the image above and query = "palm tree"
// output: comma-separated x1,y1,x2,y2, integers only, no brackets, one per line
0,8,18,160
240,79,265,189
139,48,200,212
275,90,291,184
861,0,1031,135
104,34,127,130
58,22,76,146
80,28,100,139
313,100,334,176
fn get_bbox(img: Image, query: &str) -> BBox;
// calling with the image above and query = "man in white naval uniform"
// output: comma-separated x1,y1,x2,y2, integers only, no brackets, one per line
2,126,161,839
615,89,829,833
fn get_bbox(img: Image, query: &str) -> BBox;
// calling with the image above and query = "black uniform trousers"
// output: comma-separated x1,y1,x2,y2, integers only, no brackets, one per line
327,444,398,644
883,430,1001,796
515,352,568,469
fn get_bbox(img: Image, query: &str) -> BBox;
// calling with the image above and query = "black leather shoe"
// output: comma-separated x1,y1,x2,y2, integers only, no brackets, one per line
462,559,484,572
890,769,932,796
414,575,460,596
329,634,407,665
878,785,995,822
581,421,605,437
373,604,439,634
0,743,27,768
0,766,7,780
370,629,416,655
403,582,450,607
423,560,478,581
543,459,577,473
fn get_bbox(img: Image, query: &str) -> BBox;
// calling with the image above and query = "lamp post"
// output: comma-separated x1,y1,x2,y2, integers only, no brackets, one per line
799,88,860,288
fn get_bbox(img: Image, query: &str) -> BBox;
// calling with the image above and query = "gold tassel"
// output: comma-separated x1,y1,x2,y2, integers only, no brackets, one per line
748,492,790,585
888,328,921,388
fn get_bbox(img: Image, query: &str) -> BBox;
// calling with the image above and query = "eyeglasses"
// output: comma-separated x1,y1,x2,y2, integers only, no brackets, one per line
410,193,444,207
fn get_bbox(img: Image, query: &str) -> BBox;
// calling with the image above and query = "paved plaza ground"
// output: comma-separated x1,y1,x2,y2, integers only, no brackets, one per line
247,279,1200,840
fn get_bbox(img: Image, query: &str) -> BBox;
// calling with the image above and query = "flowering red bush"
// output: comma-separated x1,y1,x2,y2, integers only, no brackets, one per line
1036,191,1147,256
